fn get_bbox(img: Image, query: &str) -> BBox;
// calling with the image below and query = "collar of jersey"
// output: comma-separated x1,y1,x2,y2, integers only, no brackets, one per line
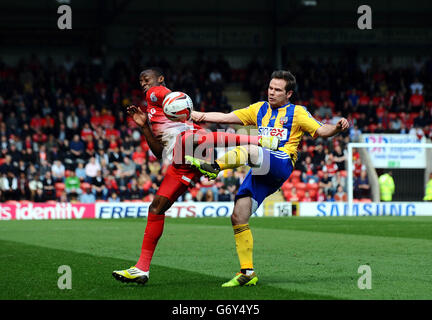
268,102,292,109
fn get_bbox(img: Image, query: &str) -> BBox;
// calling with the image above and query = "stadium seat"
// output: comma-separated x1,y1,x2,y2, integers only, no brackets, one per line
291,170,302,183
80,182,91,191
307,183,319,191
55,183,65,191
282,181,293,191
296,189,305,200
388,112,397,120
308,188,317,200
368,123,377,132
295,182,307,191
283,191,290,201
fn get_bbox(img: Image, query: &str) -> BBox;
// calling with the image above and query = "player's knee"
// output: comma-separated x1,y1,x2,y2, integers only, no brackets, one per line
149,198,164,215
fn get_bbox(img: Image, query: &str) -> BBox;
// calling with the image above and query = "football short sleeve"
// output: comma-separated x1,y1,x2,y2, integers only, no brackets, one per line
297,106,323,138
233,102,264,126
146,86,171,108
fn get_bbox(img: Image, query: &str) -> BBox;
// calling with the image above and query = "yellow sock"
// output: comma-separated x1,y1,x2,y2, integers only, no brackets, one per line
216,146,248,171
233,224,254,270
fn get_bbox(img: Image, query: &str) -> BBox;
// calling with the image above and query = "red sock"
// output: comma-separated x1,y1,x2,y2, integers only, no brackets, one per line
135,213,165,272
198,132,259,147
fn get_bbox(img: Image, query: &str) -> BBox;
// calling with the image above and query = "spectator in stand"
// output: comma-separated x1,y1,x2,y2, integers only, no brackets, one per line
65,170,81,196
51,160,65,183
108,146,123,169
409,89,424,112
300,156,318,183
288,187,300,202
319,171,332,195
66,110,80,138
91,170,108,200
108,191,121,202
222,169,240,195
204,189,215,202
132,145,146,166
302,190,312,202
322,154,338,178
96,149,109,168
75,162,86,181
414,109,429,128
334,185,347,202
84,156,101,183
199,175,219,201
317,101,332,119
0,155,13,175
70,134,86,161
17,172,30,200
28,173,43,200
410,77,423,94
316,187,326,202
57,123,67,142
9,144,21,167
42,171,56,201
121,136,135,158
217,185,231,201
90,110,103,130
349,125,362,142
137,170,152,195
79,185,96,203
80,122,93,141
348,89,360,109
33,188,46,203
353,158,366,178
389,116,402,133
2,172,18,201
331,171,347,194
354,170,370,199
332,145,346,171
119,156,136,181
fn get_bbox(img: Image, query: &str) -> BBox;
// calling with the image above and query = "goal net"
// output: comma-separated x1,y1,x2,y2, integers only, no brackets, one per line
346,135,432,217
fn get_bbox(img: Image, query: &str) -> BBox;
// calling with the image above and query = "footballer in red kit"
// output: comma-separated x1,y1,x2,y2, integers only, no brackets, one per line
112,67,277,285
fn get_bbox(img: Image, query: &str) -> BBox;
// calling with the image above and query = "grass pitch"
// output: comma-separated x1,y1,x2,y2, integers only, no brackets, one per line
1,216,432,300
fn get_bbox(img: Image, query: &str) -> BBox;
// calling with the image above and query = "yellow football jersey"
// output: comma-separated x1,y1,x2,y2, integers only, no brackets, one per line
233,101,323,163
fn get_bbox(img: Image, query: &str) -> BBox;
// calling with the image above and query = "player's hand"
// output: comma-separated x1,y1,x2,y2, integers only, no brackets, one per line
191,111,205,123
126,105,148,127
336,118,350,132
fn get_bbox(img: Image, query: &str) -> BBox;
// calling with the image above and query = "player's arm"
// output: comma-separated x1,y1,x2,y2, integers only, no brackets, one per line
315,118,350,138
191,111,243,125
126,105,164,159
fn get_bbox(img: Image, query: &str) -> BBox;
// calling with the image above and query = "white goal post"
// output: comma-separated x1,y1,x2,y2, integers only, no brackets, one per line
347,142,432,216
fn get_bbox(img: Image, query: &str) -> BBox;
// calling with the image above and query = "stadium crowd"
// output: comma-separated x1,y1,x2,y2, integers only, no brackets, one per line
0,52,431,203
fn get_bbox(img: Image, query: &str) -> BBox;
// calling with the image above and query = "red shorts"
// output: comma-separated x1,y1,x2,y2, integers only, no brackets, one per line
156,163,202,202
156,130,203,202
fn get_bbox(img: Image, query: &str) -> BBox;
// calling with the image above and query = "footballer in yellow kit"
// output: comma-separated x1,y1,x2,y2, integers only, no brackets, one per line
189,70,349,287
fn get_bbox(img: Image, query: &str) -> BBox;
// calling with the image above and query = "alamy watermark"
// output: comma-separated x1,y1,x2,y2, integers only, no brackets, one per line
57,5,72,30
57,265,72,290
357,5,372,30
357,265,372,290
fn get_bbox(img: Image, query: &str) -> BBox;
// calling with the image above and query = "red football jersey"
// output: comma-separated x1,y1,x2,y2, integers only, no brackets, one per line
142,86,201,162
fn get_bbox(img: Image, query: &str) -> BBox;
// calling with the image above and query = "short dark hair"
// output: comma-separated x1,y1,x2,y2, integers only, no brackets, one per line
271,70,296,92
140,67,164,78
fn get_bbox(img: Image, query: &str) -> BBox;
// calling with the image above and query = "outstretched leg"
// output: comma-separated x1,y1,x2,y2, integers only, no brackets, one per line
221,196,258,287
112,164,192,285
